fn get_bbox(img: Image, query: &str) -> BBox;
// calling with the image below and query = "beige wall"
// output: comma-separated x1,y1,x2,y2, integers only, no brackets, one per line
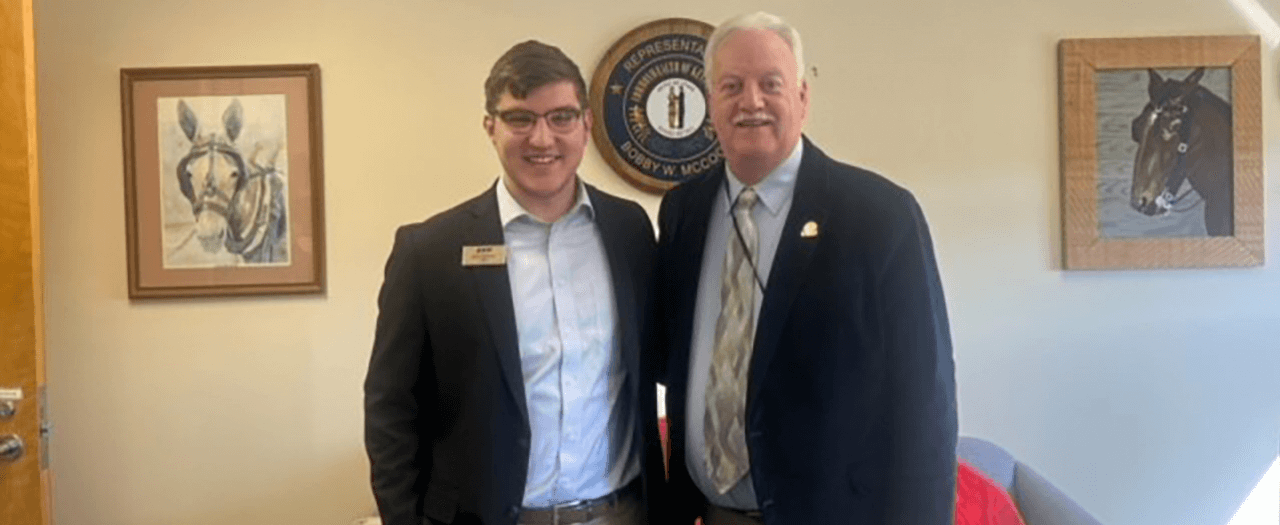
34,0,1280,524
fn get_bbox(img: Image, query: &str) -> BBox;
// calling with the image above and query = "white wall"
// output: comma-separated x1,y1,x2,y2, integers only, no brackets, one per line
34,0,1279,524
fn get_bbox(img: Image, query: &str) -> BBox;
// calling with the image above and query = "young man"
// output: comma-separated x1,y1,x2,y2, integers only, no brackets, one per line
365,41,663,525
656,12,958,524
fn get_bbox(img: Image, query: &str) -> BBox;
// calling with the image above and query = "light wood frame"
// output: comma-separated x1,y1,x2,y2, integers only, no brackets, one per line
1059,36,1263,270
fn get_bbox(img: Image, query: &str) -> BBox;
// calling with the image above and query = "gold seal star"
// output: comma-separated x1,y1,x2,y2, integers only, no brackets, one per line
610,84,623,95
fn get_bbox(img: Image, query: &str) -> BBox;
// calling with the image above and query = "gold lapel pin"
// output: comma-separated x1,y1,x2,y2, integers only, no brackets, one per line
800,220,819,238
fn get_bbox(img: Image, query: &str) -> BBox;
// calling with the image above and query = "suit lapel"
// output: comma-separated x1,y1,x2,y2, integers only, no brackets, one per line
587,185,641,390
465,184,528,422
748,139,828,410
666,170,724,402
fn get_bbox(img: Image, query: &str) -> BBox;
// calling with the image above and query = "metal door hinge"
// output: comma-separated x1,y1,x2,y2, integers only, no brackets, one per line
38,384,49,470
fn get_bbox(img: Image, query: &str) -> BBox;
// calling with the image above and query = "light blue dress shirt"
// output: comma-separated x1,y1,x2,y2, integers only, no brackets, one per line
496,178,639,507
685,141,803,510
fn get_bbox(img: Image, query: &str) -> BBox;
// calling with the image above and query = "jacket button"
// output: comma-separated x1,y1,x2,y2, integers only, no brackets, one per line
749,431,763,438
508,505,520,517
761,499,775,509
518,437,530,448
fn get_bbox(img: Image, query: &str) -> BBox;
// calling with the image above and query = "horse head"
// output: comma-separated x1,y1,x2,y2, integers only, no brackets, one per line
175,99,248,254
1128,68,1205,216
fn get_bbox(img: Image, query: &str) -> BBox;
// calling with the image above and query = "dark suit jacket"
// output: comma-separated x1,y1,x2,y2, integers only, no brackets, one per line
365,182,664,525
655,138,958,524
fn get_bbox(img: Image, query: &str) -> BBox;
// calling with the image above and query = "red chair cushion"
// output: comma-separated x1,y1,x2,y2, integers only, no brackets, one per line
956,460,1026,525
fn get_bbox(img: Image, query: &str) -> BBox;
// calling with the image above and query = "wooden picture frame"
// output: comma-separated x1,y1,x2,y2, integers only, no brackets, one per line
121,64,326,298
1059,36,1263,270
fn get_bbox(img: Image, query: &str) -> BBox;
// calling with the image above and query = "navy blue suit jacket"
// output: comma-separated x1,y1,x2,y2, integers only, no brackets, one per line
655,138,958,524
365,183,664,525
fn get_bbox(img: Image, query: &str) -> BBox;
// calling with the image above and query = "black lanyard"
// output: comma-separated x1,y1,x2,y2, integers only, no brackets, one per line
723,177,767,294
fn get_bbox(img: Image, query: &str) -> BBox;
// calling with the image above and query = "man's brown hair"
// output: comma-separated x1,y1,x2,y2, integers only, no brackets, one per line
484,40,588,115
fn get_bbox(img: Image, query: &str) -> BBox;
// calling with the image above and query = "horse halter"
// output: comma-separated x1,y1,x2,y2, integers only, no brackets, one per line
1150,100,1200,211
176,137,249,213
1157,102,1193,154
222,169,279,255
176,136,282,255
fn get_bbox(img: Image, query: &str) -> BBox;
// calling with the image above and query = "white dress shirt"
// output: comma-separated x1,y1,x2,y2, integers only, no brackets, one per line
496,178,639,507
685,141,803,509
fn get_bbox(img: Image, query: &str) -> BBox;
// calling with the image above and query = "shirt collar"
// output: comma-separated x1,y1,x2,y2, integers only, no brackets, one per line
496,176,595,227
724,139,803,216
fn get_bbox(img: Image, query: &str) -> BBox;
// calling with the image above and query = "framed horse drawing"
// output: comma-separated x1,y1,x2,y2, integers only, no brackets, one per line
1059,36,1262,270
122,64,326,297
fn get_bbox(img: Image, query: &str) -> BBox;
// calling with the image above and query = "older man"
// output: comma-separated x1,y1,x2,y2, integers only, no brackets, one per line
655,12,958,524
365,40,664,525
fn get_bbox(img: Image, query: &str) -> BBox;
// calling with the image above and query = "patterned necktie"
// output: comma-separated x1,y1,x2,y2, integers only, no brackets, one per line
705,186,759,494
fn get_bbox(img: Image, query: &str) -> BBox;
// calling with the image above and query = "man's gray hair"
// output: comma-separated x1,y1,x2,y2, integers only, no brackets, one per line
703,12,805,86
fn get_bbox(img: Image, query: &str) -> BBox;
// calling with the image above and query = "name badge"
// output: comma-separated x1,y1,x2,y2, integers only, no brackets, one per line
462,245,507,267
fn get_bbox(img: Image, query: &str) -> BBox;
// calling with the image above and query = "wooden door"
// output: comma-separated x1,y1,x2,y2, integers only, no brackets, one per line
0,0,51,523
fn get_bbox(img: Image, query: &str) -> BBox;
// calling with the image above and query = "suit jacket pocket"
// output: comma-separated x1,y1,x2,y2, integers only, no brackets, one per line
422,481,458,524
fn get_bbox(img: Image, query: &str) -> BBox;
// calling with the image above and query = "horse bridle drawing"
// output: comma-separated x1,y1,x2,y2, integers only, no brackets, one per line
173,99,286,262
177,137,247,219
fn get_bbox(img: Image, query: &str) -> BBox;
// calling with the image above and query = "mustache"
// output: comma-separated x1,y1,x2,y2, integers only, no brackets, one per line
733,112,774,124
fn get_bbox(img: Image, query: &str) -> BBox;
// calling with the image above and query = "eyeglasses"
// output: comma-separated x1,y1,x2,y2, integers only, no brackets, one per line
494,108,583,133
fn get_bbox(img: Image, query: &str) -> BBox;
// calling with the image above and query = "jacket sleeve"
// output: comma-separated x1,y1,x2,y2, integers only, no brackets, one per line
876,191,958,524
365,225,434,525
653,187,706,525
653,191,679,387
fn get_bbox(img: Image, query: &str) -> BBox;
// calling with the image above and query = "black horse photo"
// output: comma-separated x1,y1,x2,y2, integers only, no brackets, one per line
1127,67,1234,236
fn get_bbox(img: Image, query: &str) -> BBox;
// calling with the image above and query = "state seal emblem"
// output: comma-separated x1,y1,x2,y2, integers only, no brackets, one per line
590,18,718,193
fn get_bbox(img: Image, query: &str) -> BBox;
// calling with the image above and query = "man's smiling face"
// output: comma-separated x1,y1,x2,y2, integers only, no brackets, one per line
708,28,809,184
485,80,591,208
